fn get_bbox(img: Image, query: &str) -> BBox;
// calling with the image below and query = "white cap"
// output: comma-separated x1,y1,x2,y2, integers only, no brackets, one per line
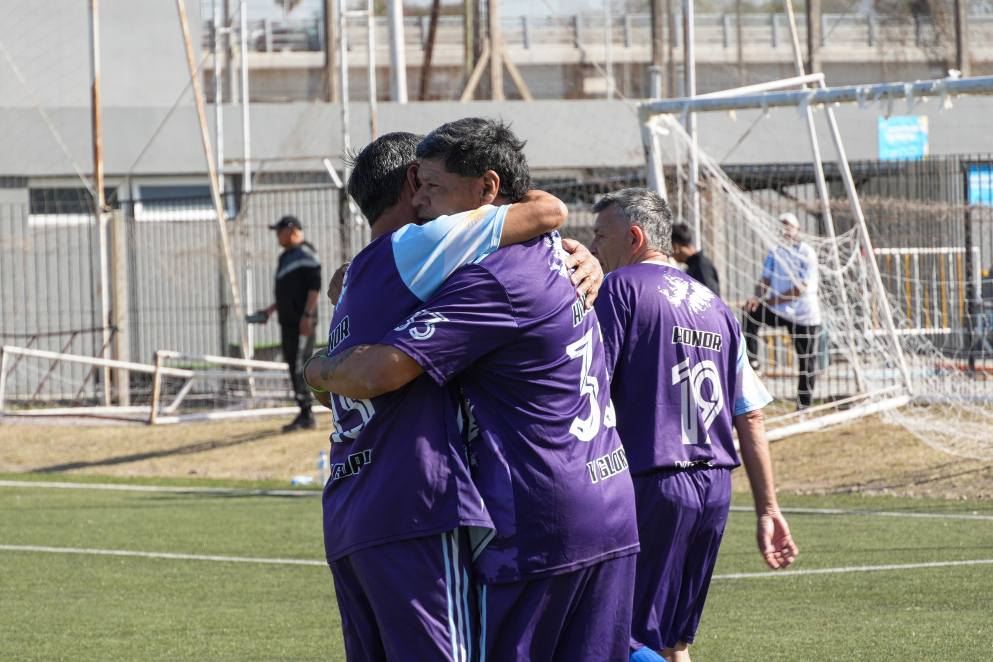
778,212,801,229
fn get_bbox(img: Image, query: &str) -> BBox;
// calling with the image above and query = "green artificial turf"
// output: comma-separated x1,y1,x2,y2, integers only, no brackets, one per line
1,480,991,661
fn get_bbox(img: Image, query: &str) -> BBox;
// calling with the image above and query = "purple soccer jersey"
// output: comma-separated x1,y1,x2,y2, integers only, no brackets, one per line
321,207,513,562
382,233,640,584
594,261,772,473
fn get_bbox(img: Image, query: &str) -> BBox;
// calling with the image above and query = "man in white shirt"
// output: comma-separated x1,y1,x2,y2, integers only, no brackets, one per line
744,213,821,409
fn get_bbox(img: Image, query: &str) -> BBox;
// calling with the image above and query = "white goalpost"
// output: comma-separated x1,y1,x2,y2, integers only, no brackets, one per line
639,73,993,458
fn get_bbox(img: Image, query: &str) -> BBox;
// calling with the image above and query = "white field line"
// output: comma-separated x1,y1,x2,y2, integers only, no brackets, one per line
729,505,993,521
0,480,321,497
2,544,992,580
0,544,326,566
2,482,990,521
714,558,993,580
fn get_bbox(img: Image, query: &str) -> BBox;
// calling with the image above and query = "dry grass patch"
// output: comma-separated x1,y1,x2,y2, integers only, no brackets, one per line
733,415,993,500
0,415,332,483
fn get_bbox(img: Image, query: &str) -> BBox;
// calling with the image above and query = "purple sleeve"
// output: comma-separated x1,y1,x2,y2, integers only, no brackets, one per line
380,265,519,386
592,274,631,378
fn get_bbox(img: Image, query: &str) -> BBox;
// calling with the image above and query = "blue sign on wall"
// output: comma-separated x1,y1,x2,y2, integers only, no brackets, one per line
968,165,993,206
878,116,929,161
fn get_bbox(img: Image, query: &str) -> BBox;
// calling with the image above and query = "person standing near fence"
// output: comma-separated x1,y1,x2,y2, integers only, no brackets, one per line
670,222,720,297
743,212,821,410
254,215,321,432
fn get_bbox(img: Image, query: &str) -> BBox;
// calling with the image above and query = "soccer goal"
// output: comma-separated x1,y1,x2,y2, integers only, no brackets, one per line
640,75,993,459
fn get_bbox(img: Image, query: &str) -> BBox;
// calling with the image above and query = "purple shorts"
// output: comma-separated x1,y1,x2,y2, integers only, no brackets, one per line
630,466,731,651
329,528,478,662
478,554,636,662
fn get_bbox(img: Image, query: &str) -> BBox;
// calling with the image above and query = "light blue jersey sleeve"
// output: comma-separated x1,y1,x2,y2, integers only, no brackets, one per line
735,333,773,415
392,204,510,301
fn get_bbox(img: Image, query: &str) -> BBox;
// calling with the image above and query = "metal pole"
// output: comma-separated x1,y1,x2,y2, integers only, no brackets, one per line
806,0,822,74
420,0,441,101
366,0,377,139
818,80,914,394
639,75,993,115
489,0,504,100
214,0,225,199
684,0,700,250
783,0,865,392
736,0,745,86
954,0,971,77
175,0,251,362
241,0,251,192
339,0,351,160
463,0,475,83
89,0,111,406
604,0,613,101
324,0,340,102
386,0,407,102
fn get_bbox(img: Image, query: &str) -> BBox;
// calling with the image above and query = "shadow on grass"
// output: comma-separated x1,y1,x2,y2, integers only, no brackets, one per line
30,429,282,473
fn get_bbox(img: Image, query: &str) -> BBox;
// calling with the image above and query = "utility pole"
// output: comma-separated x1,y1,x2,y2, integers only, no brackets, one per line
954,0,970,77
489,0,504,100
806,0,822,74
387,0,408,102
89,0,111,405
324,0,340,102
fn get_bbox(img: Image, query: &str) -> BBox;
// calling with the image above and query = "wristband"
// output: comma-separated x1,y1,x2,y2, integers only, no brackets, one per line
303,354,329,393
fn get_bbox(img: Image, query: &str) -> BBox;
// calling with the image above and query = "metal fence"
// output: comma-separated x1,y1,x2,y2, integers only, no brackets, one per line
201,9,993,102
0,185,366,405
4,159,992,405
540,156,993,402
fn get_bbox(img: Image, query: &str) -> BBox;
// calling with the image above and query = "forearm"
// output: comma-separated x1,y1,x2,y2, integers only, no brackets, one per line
499,190,567,247
734,409,780,516
304,290,320,315
305,343,424,399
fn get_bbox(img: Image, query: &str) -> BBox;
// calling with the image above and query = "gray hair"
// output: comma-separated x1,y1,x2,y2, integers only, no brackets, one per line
592,188,673,255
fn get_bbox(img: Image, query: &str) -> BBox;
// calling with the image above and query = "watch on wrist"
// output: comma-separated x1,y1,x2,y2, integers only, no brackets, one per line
303,311,315,318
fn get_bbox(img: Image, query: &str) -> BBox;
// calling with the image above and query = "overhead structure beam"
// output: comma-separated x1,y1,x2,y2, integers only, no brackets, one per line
639,75,993,117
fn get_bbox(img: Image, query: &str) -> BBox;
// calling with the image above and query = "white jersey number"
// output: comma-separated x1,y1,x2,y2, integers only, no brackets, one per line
566,327,616,442
671,357,724,445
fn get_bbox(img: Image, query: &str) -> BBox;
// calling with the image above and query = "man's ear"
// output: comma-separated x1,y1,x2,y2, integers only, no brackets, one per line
405,165,419,196
629,224,647,255
479,170,501,205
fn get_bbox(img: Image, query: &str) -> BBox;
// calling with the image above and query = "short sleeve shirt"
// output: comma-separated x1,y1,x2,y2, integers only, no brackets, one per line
762,241,821,326
382,233,640,584
320,205,508,562
275,242,322,326
594,261,772,473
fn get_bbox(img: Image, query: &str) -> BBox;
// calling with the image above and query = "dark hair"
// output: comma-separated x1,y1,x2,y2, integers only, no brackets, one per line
416,117,532,203
592,188,673,255
346,132,424,224
670,222,693,247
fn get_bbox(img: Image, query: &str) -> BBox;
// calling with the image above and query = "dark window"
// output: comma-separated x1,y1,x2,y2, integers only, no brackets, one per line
29,188,113,215
138,186,212,210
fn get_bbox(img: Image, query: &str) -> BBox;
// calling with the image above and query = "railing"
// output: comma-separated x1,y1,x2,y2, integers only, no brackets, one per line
203,13,993,54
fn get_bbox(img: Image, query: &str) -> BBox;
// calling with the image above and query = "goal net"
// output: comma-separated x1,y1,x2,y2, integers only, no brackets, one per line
644,111,993,459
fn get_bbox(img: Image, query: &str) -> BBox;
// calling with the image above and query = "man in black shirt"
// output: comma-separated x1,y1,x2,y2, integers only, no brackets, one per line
254,215,322,432
670,222,721,297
